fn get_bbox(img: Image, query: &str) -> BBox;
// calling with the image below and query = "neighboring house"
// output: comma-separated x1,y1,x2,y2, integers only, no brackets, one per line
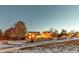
41,31,54,39
26,31,41,42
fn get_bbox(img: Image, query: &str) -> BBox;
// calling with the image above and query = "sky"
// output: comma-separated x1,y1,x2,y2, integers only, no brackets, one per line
0,5,79,32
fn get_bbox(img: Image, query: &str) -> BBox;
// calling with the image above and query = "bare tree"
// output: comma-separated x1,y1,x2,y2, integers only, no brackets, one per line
15,21,27,40
49,28,58,37
60,29,67,36
4,27,16,40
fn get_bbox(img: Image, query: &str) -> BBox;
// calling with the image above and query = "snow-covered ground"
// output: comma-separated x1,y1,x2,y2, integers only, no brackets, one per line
0,37,79,53
1,44,79,53
16,44,79,53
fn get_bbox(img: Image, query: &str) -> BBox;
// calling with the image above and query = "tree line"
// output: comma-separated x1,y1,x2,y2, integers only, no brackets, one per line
0,20,78,41
0,21,27,40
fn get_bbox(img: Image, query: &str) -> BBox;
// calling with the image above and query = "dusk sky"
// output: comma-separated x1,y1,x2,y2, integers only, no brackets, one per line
0,5,79,32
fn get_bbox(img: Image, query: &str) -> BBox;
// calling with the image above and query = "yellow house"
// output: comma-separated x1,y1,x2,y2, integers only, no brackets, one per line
25,32,41,42
41,31,53,39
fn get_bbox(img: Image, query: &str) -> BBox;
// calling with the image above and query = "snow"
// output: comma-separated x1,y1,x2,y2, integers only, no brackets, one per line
15,44,79,53
0,37,79,53
0,45,15,49
7,40,28,45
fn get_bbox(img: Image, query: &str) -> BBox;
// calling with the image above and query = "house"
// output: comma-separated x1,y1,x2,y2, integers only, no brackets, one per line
25,31,41,42
41,31,54,39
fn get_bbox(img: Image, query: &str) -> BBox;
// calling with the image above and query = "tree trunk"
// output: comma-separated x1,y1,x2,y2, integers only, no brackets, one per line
19,34,21,40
